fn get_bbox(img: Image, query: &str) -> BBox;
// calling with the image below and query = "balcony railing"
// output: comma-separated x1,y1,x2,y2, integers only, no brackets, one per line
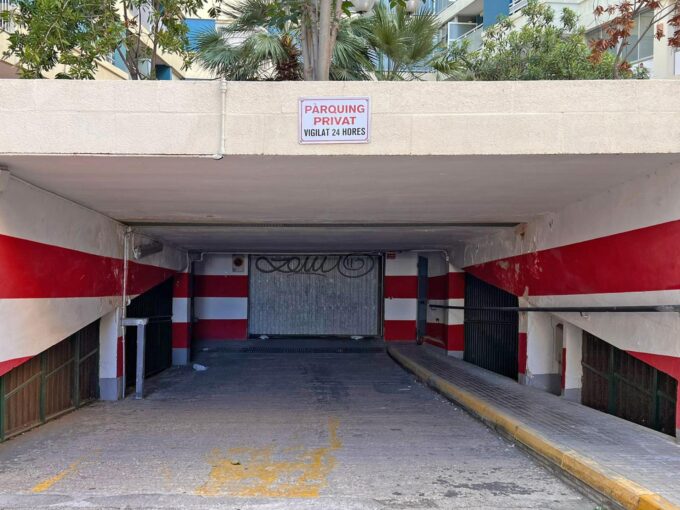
509,0,528,14
454,23,484,49
0,0,14,33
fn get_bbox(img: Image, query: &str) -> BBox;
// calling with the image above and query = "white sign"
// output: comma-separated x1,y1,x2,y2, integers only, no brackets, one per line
299,97,370,144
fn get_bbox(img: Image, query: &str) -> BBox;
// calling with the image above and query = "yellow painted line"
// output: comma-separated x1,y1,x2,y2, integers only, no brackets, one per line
195,417,342,498
387,346,680,510
31,460,81,494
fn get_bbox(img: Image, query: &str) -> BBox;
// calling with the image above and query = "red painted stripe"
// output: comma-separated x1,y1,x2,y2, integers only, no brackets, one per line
127,262,176,296
194,319,248,340
172,323,190,348
0,356,32,377
194,275,248,298
424,336,446,349
448,272,465,299
0,234,175,298
173,273,190,298
447,324,464,351
116,336,124,378
384,276,417,299
627,351,680,380
428,275,448,300
384,320,416,341
518,333,528,375
426,322,446,340
465,219,680,296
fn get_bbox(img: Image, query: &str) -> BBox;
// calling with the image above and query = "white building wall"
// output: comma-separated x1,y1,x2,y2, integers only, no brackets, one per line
0,175,187,391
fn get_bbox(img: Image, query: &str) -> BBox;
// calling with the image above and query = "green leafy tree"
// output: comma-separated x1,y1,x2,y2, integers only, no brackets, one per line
119,0,208,79
2,0,209,79
439,0,640,80
1,0,121,79
195,0,373,80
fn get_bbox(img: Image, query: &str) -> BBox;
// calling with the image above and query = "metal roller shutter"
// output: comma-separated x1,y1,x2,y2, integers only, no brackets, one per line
249,254,381,337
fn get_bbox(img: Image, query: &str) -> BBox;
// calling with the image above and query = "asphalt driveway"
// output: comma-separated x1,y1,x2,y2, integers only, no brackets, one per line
0,344,596,509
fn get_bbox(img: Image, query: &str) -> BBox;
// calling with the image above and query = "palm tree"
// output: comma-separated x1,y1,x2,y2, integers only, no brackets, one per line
195,0,373,80
367,3,445,80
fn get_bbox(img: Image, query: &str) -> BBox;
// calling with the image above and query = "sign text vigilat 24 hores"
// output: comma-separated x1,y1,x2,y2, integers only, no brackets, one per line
299,97,370,144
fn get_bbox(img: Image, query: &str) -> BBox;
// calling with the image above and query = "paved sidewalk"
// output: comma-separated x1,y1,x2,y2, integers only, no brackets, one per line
388,344,680,510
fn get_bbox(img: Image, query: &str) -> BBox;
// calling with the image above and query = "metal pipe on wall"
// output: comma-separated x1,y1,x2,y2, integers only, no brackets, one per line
429,304,680,313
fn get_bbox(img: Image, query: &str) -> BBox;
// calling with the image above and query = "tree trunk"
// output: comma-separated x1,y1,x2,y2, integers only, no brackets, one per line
316,0,332,80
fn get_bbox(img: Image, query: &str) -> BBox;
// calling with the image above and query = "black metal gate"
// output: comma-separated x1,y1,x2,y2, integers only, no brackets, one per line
125,278,173,383
582,332,677,436
0,319,99,442
464,274,519,379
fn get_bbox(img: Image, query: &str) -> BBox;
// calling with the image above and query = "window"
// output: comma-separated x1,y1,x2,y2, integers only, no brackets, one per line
586,11,654,63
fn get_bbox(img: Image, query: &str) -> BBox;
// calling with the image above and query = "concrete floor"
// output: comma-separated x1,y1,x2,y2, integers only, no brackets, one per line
0,347,598,509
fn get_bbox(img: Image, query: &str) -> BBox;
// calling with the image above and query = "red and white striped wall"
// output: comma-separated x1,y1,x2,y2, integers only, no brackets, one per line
458,165,680,431
384,252,418,341
0,176,187,399
423,253,465,358
424,253,447,350
172,271,191,365
193,254,248,341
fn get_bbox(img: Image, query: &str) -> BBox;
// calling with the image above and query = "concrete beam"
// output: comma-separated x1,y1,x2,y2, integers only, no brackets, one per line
1,80,680,157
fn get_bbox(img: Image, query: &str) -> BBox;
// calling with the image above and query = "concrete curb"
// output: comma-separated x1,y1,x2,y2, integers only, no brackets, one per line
387,346,680,510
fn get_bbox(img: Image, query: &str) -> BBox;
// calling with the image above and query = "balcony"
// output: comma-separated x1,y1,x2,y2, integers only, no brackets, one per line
509,0,528,14
0,0,14,33
448,22,484,50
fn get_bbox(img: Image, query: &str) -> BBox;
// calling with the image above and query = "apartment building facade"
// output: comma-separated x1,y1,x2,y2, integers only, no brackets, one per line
0,0,218,80
437,0,680,78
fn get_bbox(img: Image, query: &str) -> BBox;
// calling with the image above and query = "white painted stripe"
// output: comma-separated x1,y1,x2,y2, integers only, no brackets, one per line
427,254,449,277
0,178,124,259
385,253,417,276
462,167,680,265
172,297,190,323
195,254,249,275
427,299,446,323
524,290,680,357
0,296,119,363
194,297,248,319
446,298,464,325
384,298,417,320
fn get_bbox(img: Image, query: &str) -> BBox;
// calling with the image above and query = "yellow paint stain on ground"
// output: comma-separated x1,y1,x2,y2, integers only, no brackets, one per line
31,460,81,493
196,418,342,498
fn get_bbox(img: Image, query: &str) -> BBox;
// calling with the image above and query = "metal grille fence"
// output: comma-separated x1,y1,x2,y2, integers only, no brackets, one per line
582,332,677,436
0,320,100,442
464,274,519,380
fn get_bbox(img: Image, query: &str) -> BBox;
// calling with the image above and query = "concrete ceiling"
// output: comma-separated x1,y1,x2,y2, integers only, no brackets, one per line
3,153,680,251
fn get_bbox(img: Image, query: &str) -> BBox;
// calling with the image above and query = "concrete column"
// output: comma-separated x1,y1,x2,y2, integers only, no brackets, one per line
172,271,191,365
562,322,583,402
676,388,680,442
518,301,528,385
383,252,418,341
423,253,448,351
524,311,561,395
446,263,465,359
99,307,124,401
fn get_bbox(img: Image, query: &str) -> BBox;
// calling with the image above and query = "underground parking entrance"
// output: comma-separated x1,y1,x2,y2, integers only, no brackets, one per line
0,338,596,509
